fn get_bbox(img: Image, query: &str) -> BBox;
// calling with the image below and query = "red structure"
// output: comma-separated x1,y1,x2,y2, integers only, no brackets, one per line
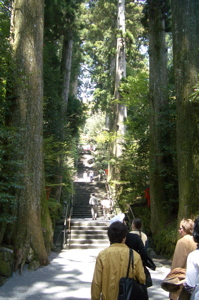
144,187,150,207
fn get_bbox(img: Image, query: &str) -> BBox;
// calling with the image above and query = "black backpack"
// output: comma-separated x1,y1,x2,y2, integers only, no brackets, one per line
118,248,149,300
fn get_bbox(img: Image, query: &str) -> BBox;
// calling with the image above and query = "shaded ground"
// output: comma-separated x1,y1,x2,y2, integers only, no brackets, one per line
0,248,171,300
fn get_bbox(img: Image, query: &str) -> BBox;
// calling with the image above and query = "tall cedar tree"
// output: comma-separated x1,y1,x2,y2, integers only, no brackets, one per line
171,0,199,223
110,0,127,180
10,0,50,270
148,0,170,233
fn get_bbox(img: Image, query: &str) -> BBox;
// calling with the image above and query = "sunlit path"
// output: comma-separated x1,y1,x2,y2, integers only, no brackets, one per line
0,247,170,300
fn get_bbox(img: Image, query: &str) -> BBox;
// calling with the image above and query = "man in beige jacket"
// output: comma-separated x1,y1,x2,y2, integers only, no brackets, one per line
91,221,146,300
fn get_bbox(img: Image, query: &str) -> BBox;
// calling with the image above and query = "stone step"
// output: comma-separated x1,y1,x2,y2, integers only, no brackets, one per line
70,234,108,240
68,243,109,249
71,224,108,230
69,239,109,245
71,230,107,236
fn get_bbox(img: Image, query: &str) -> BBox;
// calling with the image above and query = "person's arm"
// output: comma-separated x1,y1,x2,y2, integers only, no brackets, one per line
133,251,146,284
91,256,102,300
184,252,197,292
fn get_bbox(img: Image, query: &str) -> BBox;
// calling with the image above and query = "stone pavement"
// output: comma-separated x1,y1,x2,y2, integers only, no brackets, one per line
0,247,171,300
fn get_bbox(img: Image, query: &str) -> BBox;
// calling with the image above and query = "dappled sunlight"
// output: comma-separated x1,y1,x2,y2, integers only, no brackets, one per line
0,247,171,299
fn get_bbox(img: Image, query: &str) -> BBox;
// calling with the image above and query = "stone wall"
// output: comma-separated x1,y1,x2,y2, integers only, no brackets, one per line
0,247,13,286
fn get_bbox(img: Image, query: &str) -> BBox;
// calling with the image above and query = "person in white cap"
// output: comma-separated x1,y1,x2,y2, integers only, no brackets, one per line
109,213,125,224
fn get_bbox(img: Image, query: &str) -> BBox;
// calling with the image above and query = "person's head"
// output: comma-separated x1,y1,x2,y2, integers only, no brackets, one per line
193,217,199,244
92,193,95,196
108,221,128,244
132,218,142,231
178,218,194,237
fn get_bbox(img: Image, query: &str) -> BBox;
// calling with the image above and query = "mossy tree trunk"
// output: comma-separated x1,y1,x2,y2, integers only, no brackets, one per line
10,0,50,270
148,0,169,234
171,0,199,222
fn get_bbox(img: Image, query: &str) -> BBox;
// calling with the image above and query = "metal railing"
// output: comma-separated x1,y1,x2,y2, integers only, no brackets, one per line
62,195,73,249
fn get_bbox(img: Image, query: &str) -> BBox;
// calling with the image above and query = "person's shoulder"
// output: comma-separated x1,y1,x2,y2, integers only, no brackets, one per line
176,236,187,245
127,232,140,240
181,235,195,244
188,249,199,261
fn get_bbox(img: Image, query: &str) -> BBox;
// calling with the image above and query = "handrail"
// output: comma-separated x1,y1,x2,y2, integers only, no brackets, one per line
62,193,74,249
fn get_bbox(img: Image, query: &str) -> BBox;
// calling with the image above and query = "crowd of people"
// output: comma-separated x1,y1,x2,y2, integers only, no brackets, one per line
90,212,156,300
83,169,107,182
89,209,199,300
85,170,199,299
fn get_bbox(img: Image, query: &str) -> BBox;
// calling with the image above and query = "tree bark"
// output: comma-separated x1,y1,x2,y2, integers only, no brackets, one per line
171,0,199,222
10,0,50,270
61,35,73,116
114,0,127,159
109,0,127,181
148,0,169,233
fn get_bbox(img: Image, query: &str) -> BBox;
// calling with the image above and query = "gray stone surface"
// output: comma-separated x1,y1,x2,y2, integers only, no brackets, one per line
0,247,170,300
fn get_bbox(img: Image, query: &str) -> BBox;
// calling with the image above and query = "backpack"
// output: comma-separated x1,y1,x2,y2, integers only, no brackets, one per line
118,248,148,300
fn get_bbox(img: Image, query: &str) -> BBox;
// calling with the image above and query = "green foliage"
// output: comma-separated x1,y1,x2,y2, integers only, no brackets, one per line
0,3,22,231
152,220,177,258
113,69,150,207
48,198,62,228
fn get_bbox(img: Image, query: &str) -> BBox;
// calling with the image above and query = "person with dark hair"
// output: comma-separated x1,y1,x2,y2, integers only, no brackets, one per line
183,217,199,299
110,213,156,271
130,218,148,249
91,221,146,300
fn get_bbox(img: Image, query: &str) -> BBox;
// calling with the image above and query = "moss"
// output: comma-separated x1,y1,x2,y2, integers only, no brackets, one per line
48,198,62,228
0,260,12,277
152,221,177,258
41,191,54,254
0,276,8,287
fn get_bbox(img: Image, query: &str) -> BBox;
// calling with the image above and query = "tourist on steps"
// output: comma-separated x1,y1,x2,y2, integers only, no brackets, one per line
101,197,111,220
83,170,88,182
89,193,98,220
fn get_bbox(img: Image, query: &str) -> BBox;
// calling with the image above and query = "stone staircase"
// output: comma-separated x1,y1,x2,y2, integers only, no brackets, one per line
67,152,111,249
72,181,107,218
68,219,109,249
54,153,111,250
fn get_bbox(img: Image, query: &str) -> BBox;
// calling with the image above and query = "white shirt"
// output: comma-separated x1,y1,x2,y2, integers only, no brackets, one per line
89,196,98,205
185,249,199,300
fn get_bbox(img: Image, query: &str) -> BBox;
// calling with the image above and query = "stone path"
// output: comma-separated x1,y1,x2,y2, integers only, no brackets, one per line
0,247,171,300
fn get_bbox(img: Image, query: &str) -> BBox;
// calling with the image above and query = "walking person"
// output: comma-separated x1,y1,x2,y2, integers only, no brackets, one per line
89,170,94,182
163,218,197,300
91,221,147,300
101,197,111,220
83,170,88,182
89,193,98,220
130,218,148,249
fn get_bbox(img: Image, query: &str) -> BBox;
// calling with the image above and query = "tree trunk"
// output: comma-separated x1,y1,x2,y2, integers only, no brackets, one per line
110,0,127,180
171,0,199,222
61,35,73,116
114,0,127,158
10,0,49,270
148,0,169,234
